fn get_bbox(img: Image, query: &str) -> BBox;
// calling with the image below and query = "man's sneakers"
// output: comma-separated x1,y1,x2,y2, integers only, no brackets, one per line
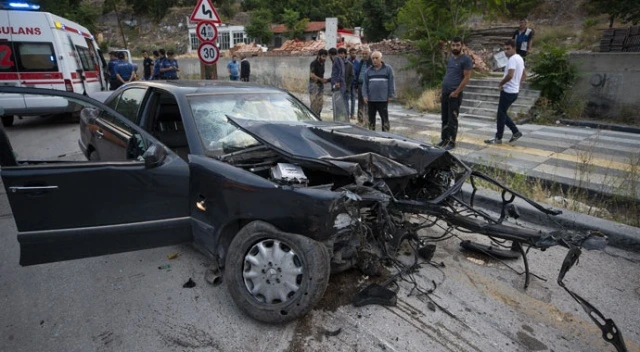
484,132,523,145
509,131,523,143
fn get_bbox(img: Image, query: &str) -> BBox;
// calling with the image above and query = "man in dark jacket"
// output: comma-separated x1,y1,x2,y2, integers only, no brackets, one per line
309,49,328,115
329,47,348,121
357,46,371,124
362,51,395,131
240,55,251,82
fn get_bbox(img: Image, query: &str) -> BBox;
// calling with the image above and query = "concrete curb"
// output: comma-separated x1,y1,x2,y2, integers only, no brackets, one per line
461,183,640,253
559,119,640,135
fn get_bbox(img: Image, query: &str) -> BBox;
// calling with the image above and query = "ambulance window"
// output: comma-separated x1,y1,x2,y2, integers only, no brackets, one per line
75,46,93,71
114,88,147,124
14,42,57,72
0,42,17,72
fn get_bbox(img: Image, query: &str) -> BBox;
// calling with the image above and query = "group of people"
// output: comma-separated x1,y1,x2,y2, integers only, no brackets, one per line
226,54,251,81
437,18,533,150
309,46,396,132
107,48,180,90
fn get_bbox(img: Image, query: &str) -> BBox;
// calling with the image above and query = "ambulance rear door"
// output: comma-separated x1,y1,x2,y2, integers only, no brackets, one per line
0,10,26,114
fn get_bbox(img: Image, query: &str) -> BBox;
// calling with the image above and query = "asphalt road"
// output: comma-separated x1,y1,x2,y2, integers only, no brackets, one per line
1,116,640,352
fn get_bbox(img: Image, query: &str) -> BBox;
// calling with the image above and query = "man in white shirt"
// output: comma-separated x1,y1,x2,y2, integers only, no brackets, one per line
485,39,525,144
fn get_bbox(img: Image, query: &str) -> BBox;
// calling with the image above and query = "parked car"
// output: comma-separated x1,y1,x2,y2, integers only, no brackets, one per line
0,84,625,350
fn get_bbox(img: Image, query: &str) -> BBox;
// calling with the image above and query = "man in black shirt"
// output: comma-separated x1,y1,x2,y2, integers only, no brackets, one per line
240,55,251,82
309,49,329,116
142,50,153,81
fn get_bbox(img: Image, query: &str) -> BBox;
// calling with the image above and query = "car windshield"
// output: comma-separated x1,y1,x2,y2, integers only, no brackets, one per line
188,92,317,154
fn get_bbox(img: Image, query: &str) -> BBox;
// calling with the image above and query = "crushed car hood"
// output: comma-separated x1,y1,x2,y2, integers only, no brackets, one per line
226,118,455,179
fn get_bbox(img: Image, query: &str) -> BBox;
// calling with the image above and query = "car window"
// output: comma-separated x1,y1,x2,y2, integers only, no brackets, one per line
188,92,317,153
0,91,146,163
114,88,147,124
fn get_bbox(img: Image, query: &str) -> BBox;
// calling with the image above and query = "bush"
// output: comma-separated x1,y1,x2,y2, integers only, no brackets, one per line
529,46,577,107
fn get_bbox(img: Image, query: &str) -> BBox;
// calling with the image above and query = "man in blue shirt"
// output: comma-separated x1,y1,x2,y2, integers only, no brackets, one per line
227,54,240,81
152,50,164,80
107,51,119,90
112,52,134,90
160,50,180,80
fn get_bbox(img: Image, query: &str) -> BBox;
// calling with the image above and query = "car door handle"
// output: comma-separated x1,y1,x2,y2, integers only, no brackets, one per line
96,130,104,138
9,186,59,194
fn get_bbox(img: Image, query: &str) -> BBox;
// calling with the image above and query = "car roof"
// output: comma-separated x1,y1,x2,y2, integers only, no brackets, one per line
124,80,286,96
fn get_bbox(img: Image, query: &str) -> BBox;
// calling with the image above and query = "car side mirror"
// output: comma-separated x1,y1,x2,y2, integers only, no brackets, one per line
142,143,167,168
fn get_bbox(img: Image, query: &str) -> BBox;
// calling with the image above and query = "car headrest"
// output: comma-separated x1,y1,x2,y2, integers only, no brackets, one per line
157,104,181,122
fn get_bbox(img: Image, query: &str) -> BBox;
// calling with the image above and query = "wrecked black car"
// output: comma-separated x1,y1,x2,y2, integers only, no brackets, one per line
0,83,626,351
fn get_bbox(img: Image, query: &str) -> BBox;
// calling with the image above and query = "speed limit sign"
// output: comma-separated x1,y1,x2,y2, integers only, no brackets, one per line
197,42,220,65
196,21,218,42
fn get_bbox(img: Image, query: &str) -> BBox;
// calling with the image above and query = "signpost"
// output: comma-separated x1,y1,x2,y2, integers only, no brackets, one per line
190,0,221,79
197,42,220,65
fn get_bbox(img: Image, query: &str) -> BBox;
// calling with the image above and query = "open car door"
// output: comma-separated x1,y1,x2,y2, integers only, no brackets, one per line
0,87,192,266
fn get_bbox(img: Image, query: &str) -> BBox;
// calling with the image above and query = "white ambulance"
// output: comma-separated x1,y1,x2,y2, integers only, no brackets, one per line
0,2,108,126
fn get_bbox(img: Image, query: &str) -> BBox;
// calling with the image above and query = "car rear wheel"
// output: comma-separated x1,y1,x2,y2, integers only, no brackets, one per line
225,221,330,323
2,116,14,127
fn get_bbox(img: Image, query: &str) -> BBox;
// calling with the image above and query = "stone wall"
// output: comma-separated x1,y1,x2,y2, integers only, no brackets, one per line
570,53,640,118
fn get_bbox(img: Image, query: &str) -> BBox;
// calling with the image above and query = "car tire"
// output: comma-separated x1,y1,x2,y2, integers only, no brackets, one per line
2,116,14,127
225,221,330,324
88,150,100,161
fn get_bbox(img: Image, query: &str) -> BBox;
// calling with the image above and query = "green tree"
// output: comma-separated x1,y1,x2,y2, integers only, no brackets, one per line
282,9,309,39
245,9,274,44
361,0,405,42
586,0,640,27
528,46,577,107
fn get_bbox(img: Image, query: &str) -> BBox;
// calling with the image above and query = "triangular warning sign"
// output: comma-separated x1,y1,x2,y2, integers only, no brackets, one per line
190,0,221,23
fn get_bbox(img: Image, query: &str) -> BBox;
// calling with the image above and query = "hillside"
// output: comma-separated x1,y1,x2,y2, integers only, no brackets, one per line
94,0,610,56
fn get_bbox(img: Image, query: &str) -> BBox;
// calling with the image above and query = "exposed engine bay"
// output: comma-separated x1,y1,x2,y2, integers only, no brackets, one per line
216,118,627,351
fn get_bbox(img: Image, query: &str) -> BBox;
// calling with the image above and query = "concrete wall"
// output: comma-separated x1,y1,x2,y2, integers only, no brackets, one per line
570,53,640,118
138,55,422,97
221,54,422,97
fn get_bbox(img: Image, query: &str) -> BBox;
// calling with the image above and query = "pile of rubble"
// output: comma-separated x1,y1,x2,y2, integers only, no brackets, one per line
464,47,492,72
269,39,327,55
230,42,267,56
368,38,418,54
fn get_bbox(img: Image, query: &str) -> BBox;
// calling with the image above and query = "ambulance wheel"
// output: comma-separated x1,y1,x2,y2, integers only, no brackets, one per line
2,116,14,127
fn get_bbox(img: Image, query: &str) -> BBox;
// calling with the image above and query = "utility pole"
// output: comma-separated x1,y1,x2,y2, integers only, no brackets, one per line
111,0,128,49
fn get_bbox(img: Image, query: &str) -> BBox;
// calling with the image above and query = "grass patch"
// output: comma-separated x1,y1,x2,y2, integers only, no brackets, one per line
403,88,441,113
470,150,640,227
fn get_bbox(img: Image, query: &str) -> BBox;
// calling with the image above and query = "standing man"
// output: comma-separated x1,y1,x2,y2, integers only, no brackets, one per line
113,52,134,90
485,40,524,145
513,18,534,60
107,51,119,90
329,47,347,120
227,54,240,81
240,55,251,82
152,50,163,80
142,50,153,81
347,48,360,121
160,50,180,80
362,51,395,132
357,47,372,124
339,48,354,116
438,37,472,150
309,49,329,116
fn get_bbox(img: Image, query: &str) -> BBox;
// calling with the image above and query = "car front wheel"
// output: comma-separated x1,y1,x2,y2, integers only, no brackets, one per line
225,221,330,323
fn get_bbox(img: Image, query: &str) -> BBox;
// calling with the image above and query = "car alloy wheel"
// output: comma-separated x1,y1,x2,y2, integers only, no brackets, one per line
242,239,303,304
225,221,330,323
